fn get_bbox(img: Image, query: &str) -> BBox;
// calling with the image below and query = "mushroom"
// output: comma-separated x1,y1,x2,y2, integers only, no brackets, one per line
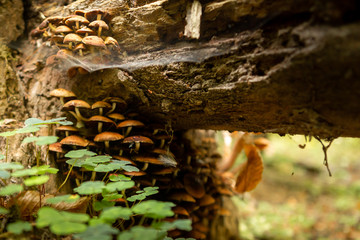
87,115,116,133
117,120,145,137
133,156,162,171
74,43,86,56
104,36,120,53
65,16,89,30
89,20,109,37
122,171,146,177
122,135,153,153
91,101,112,116
62,100,91,128
60,135,89,149
172,206,190,218
55,125,79,137
106,113,125,123
198,194,215,207
85,9,110,22
183,173,205,199
153,134,172,149
94,131,123,153
103,97,127,114
82,35,106,54
49,142,65,159
76,27,95,37
54,25,73,36
49,88,76,105
50,35,66,47
168,191,196,203
74,10,87,17
63,33,82,50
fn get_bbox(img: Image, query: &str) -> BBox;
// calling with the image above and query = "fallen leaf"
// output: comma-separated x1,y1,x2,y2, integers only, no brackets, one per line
235,144,263,193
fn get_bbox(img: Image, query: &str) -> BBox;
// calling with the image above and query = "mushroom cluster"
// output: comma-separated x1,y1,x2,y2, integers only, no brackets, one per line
49,88,233,239
31,9,120,74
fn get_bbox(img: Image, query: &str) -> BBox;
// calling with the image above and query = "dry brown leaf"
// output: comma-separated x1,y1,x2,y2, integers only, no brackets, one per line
5,190,89,218
235,144,263,193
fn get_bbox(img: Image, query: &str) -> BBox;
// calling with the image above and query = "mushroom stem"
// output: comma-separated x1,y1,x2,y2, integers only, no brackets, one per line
104,141,110,152
98,122,103,133
75,107,89,121
152,178,156,186
107,103,116,114
99,108,103,116
98,27,102,37
141,162,149,171
69,111,85,128
186,156,192,165
159,139,165,149
119,149,123,156
173,169,179,177
134,141,140,152
59,97,65,105
97,14,102,20
76,21,80,30
125,126,132,137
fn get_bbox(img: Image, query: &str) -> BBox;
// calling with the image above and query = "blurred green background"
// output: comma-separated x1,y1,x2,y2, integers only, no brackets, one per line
218,134,360,240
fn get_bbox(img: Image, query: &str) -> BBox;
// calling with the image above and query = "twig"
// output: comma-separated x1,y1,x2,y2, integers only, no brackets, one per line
315,136,334,177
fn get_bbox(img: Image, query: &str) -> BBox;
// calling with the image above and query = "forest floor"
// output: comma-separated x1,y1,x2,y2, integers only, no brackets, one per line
221,134,360,240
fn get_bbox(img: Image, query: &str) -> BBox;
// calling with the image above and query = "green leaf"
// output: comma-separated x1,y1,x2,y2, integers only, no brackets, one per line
35,165,59,175
85,155,112,164
46,194,80,204
11,168,38,177
109,174,131,182
94,162,123,172
0,184,23,196
22,136,58,146
99,206,133,222
0,207,9,214
127,193,147,202
15,126,41,134
74,181,105,195
117,226,166,240
132,200,175,219
122,165,140,172
7,221,32,234
50,222,87,235
102,193,123,201
0,170,10,179
152,219,192,231
65,149,96,158
61,211,90,223
74,224,119,240
0,154,5,160
25,117,73,126
0,162,24,170
0,130,17,137
93,199,115,211
143,187,159,196
36,207,62,228
105,181,134,192
66,158,86,167
24,175,49,186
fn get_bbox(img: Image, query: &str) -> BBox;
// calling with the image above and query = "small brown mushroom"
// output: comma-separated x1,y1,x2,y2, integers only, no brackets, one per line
62,100,91,128
94,131,124,152
85,9,110,22
74,43,86,56
82,35,106,54
133,156,162,171
168,191,196,203
87,115,116,133
91,101,112,116
106,113,125,123
60,135,89,149
122,136,153,153
103,97,127,114
49,88,76,105
65,16,89,30
89,20,109,37
63,33,82,50
54,25,73,35
55,125,79,137
76,27,95,37
117,120,145,137
184,173,205,199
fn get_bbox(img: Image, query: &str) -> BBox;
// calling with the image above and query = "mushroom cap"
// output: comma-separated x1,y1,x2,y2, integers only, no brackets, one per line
184,173,205,199
88,115,116,127
55,125,79,133
38,19,49,29
30,27,45,38
47,16,65,24
168,192,196,203
63,100,91,110
94,131,124,142
117,120,145,129
63,33,83,43
49,142,65,153
103,97,127,109
112,155,136,166
89,20,109,30
54,25,73,34
74,43,86,51
172,206,190,217
50,88,76,98
82,36,106,48
198,194,215,207
186,230,206,239
123,135,153,143
152,168,177,175
60,135,89,147
91,101,112,110
133,156,163,165
122,171,146,177
76,27,95,35
85,9,110,22
104,36,119,46
56,49,73,58
74,10,87,17
152,148,175,158
107,113,125,121
50,35,64,44
193,222,209,234
65,16,89,26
